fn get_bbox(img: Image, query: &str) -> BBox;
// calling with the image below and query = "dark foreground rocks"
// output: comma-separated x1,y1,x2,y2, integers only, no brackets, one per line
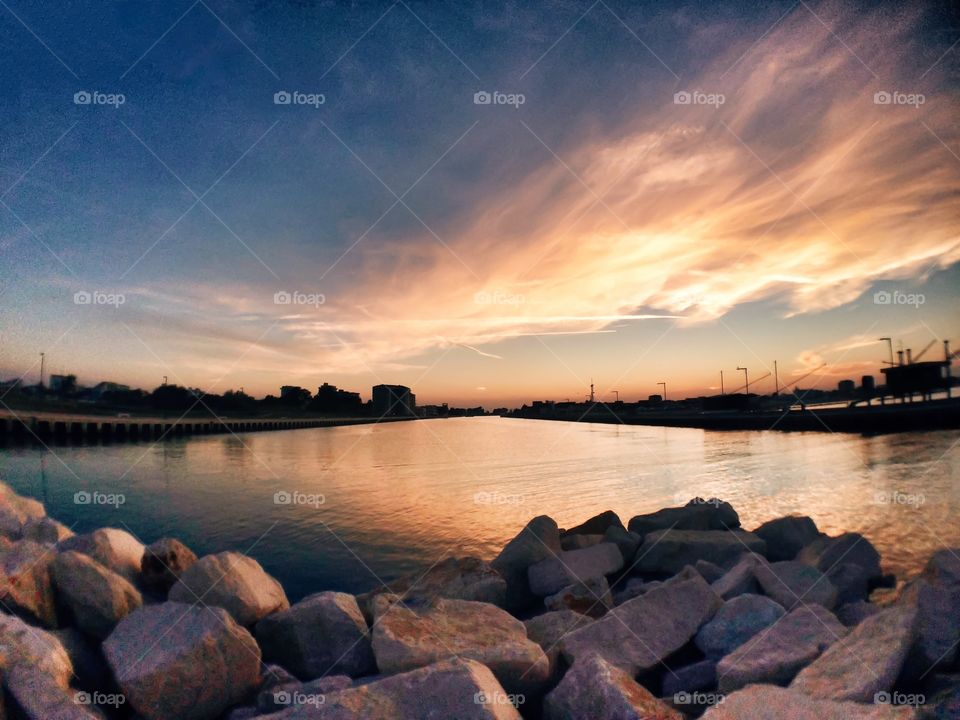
0,479,956,720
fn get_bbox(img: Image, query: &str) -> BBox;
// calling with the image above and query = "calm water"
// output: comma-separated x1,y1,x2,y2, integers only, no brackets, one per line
1,418,958,601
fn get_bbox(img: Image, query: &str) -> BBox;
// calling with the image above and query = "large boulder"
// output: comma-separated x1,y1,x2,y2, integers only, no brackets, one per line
52,550,142,640
266,658,523,719
561,510,624,537
527,543,623,596
717,604,847,693
752,515,820,561
702,684,918,719
561,573,722,674
169,551,289,626
797,533,882,584
544,576,612,617
827,562,870,605
694,593,785,659
0,539,58,627
898,579,958,675
560,534,604,551
21,517,74,546
0,482,46,540
255,591,375,679
524,610,593,682
543,652,683,719
921,548,960,590
603,525,642,563
59,528,145,584
103,602,261,720
791,605,919,702
754,560,838,609
491,516,561,611
141,537,197,594
634,530,765,575
371,596,549,696
357,556,506,618
628,499,739,537
711,554,762,599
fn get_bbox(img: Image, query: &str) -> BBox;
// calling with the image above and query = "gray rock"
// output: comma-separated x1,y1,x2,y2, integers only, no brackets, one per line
52,550,142,640
827,562,870,605
560,533,604,551
527,542,623,596
898,579,959,675
169,551,289,626
561,573,722,674
6,669,103,719
0,539,59,628
265,658,523,719
711,554,762,600
21,517,74,546
755,560,838,609
255,591,376,679
695,559,726,583
628,499,740,537
0,482,46,540
635,530,766,575
561,510,624,537
0,612,74,685
491,516,561,612
603,525,642,563
141,537,197,593
662,659,717,697
51,627,111,690
753,515,820,562
371,596,550,696
59,528,145,584
701,684,918,719
921,548,960,591
717,604,847,693
524,610,593,682
797,533,882,584
791,604,919,702
695,593,786,659
543,652,684,720
836,600,880,627
612,577,660,605
544,576,612,617
103,602,261,720
358,556,506,621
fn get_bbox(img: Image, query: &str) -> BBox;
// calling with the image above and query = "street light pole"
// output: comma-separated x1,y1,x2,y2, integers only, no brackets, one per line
878,337,894,366
720,370,724,395
658,382,666,400
612,390,619,402
39,352,45,388
737,366,749,394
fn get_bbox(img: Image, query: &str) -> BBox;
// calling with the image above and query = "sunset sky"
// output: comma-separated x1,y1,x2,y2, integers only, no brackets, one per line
1,0,958,407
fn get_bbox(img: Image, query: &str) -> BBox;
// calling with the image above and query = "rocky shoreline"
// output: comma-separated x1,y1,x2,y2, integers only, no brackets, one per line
0,482,957,720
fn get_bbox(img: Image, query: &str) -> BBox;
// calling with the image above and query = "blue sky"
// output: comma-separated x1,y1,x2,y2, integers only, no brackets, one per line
1,0,958,406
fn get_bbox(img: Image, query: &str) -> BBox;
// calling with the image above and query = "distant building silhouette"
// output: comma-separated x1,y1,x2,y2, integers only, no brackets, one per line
861,375,876,392
372,384,416,417
312,383,362,415
838,379,856,395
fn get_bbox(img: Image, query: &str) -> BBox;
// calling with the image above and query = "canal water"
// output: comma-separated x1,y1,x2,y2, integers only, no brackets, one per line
1,418,957,600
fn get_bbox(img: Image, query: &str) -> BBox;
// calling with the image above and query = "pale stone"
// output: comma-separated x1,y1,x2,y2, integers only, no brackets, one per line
694,593,785,659
0,539,58,627
702,684,918,719
754,560,838,609
527,542,623,596
52,550,142,639
59,528,145,584
711,554,762,599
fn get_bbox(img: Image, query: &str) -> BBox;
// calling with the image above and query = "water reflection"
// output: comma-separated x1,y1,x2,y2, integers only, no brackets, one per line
0,418,957,601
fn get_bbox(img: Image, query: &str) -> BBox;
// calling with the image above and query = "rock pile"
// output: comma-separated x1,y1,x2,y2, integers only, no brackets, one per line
0,484,955,719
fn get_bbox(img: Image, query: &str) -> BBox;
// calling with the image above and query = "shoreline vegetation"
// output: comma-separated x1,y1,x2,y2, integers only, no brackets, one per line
0,485,957,719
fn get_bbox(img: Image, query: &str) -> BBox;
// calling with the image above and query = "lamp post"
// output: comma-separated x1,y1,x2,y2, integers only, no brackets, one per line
39,352,45,389
878,337,894,366
737,366,749,394
720,370,724,395
611,390,619,402
657,382,666,400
